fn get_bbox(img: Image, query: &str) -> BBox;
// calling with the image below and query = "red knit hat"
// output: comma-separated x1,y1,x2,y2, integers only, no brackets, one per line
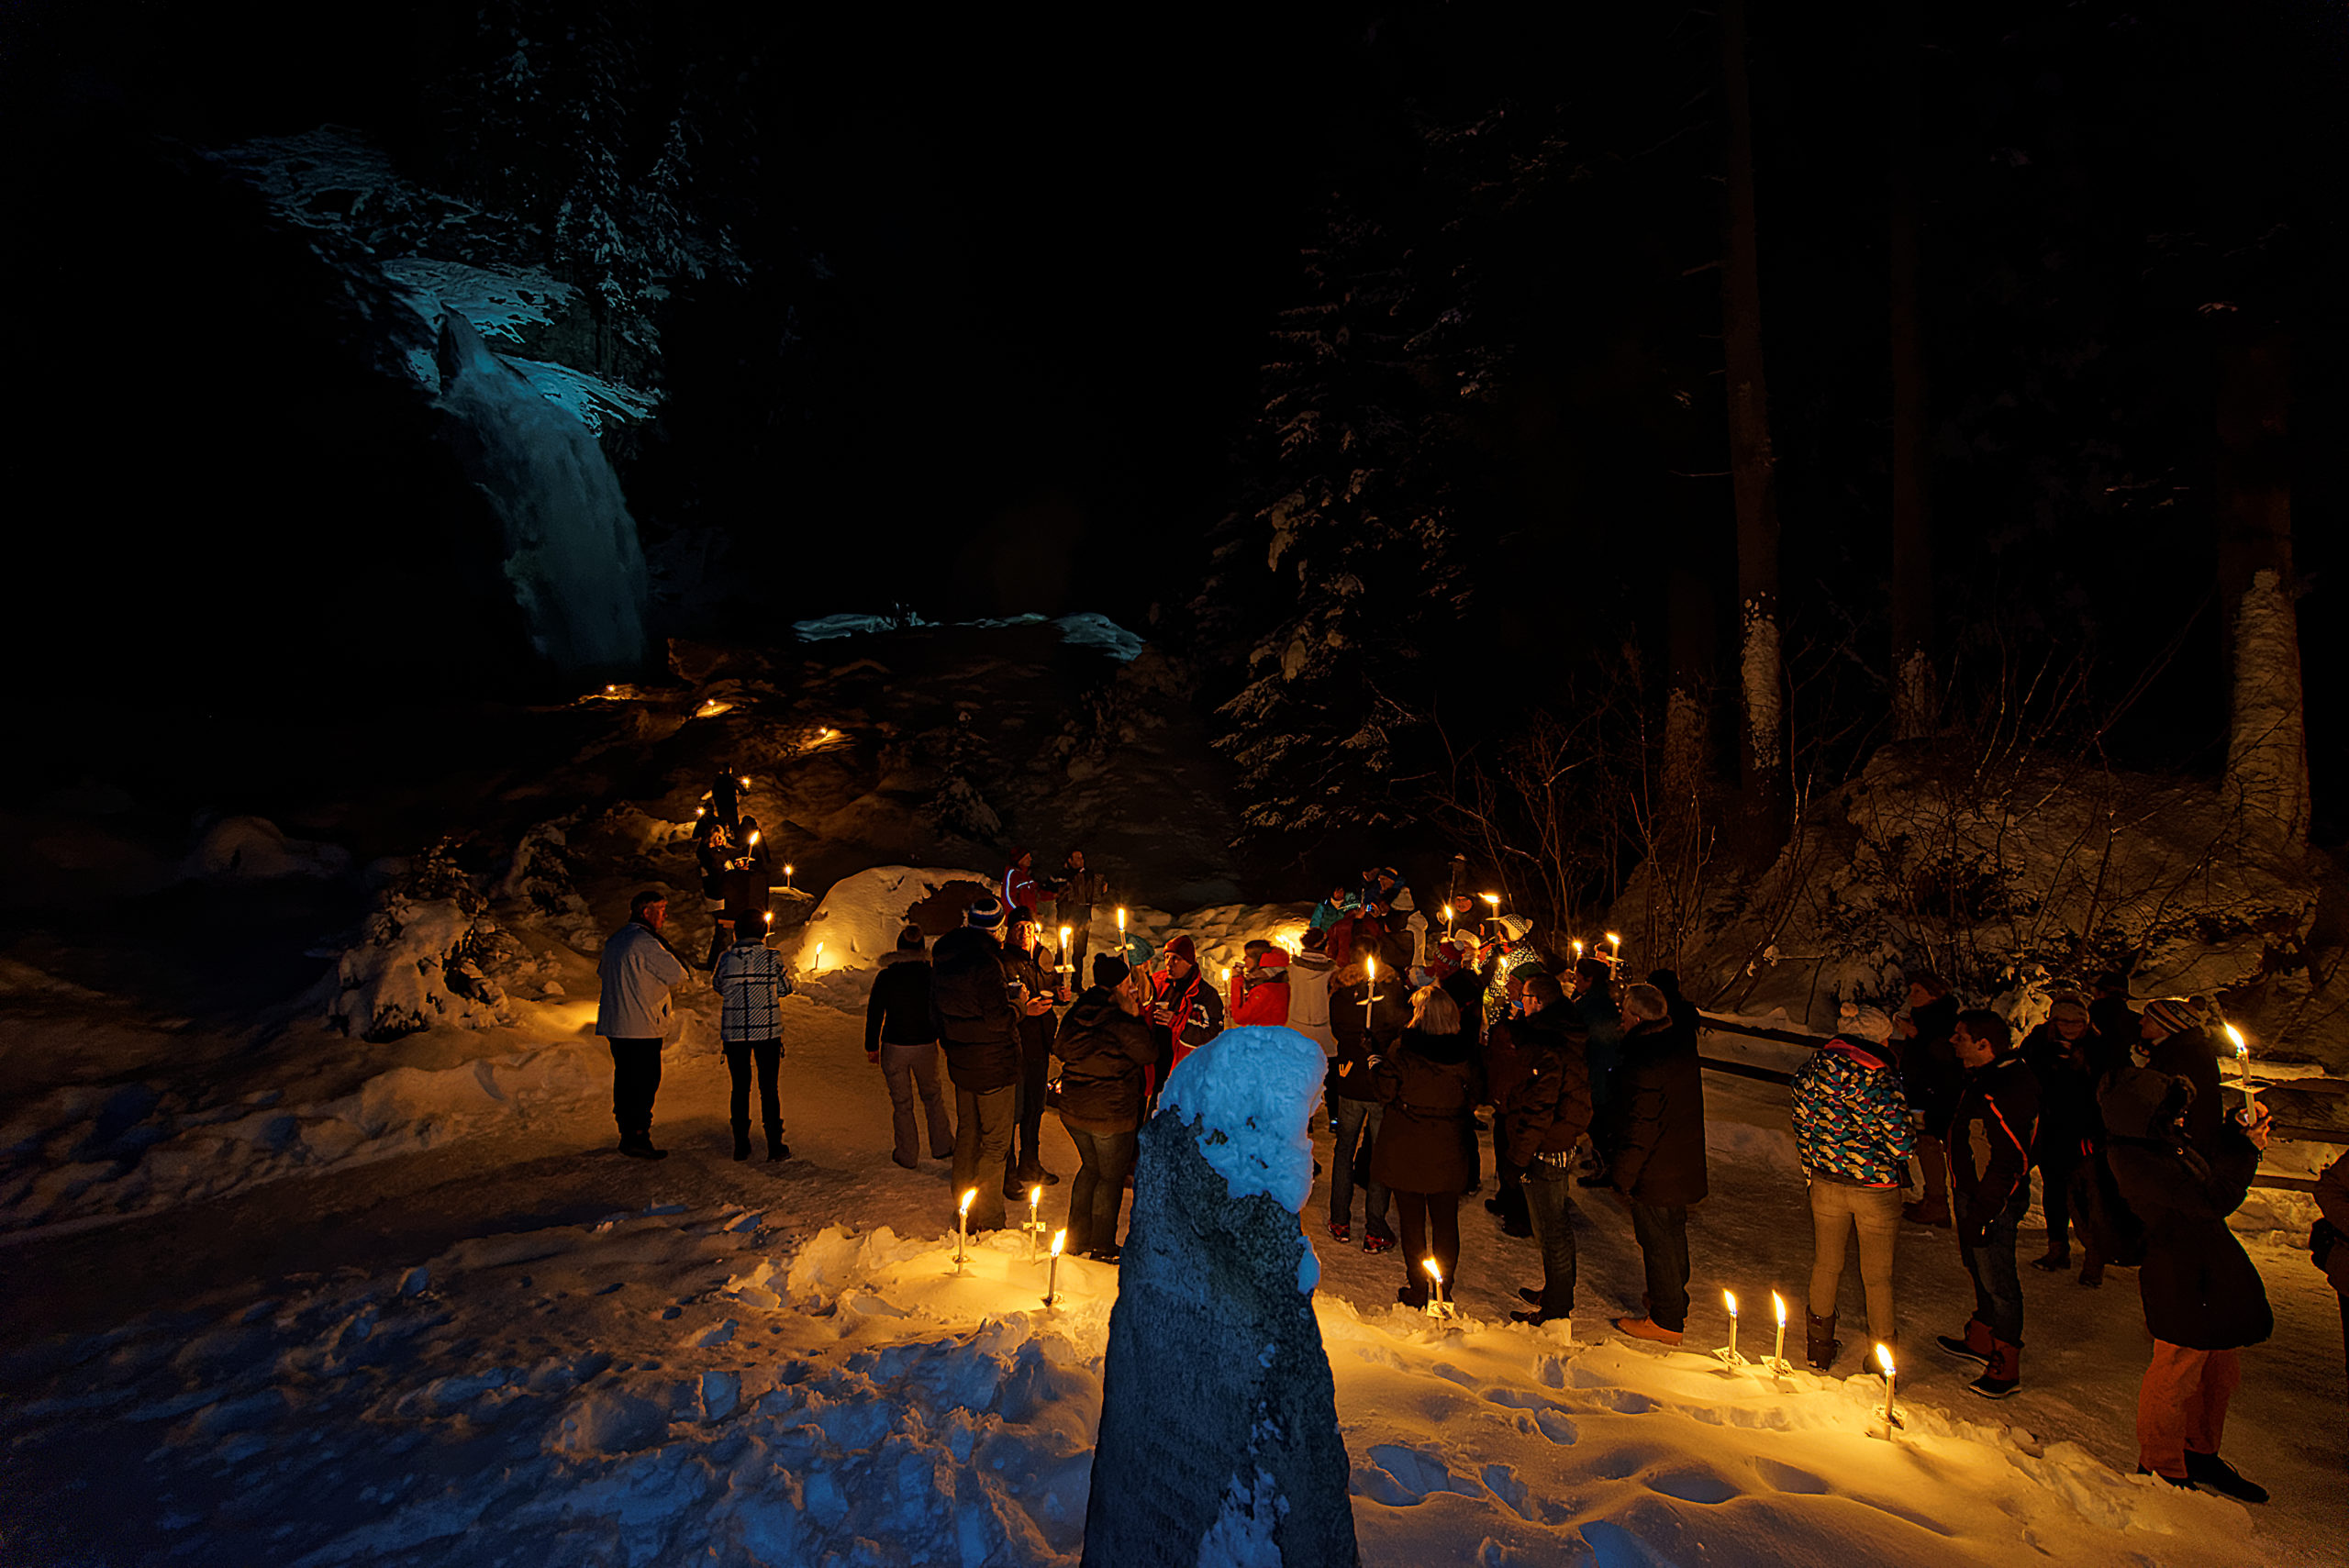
1164,934,1197,963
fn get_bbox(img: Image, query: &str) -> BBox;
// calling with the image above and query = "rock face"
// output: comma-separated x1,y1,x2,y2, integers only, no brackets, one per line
1082,1029,1358,1568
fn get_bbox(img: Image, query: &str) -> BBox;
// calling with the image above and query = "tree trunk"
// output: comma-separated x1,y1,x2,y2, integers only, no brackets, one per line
2215,328,2308,849
1721,0,1785,843
1887,0,1935,740
1662,567,1714,849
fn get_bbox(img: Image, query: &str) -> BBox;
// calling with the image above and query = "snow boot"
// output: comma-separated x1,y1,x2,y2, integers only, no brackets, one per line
1614,1317,1684,1346
1936,1317,1994,1367
2184,1451,2268,1504
2031,1248,2071,1273
1966,1338,2021,1398
765,1125,787,1162
1902,1195,1952,1228
732,1121,752,1162
1806,1311,1840,1372
619,1132,667,1161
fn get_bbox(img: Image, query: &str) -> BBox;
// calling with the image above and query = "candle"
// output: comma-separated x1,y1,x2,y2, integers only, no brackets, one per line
739,776,751,790
1030,1184,1041,1230
749,830,761,847
1877,1343,1897,1426
1771,1292,1787,1367
1045,1229,1066,1306
956,1188,975,1265
813,941,824,973
1059,926,1074,973
1724,1291,1739,1361
783,862,795,890
1422,1256,1446,1312
696,805,707,817
1607,931,1622,963
2224,1023,2254,1107
1572,940,1585,964
763,912,774,929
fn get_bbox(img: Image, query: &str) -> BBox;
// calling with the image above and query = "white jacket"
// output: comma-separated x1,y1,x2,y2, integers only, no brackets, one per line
596,920,689,1039
1286,950,1339,1052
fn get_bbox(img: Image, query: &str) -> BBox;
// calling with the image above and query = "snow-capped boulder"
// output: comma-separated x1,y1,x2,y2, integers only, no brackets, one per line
324,897,518,1040
182,817,351,883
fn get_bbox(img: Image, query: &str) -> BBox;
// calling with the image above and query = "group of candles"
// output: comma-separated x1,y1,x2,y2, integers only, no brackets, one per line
954,1185,1071,1307
1715,1289,1900,1433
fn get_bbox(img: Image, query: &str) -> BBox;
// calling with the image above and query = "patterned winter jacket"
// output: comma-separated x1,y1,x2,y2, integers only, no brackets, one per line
1791,1037,1917,1187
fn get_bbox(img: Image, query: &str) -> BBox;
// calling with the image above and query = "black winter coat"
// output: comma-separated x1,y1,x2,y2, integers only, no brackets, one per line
863,951,938,1051
2101,1066,2274,1351
930,928,1021,1091
1947,1052,2040,1238
1369,1029,1483,1195
1497,1005,1593,1166
2144,1026,2225,1152
1052,988,1156,1134
1328,976,1408,1100
2021,1023,2116,1165
1900,995,1963,1125
1610,1017,1709,1207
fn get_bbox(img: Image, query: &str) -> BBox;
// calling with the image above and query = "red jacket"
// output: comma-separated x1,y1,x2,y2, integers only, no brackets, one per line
1002,861,1040,913
1231,952,1290,1028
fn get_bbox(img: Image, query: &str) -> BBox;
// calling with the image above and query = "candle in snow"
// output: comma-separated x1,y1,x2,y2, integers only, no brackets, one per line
1771,1292,1787,1365
1422,1256,1446,1309
1724,1291,1739,1360
813,941,824,973
1030,1184,1041,1229
1877,1342,1897,1425
956,1188,975,1265
783,862,794,889
1044,1229,1066,1306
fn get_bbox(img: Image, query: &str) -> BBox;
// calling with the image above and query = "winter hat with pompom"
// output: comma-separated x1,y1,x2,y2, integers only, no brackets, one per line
2142,996,2204,1039
964,895,1006,930
1840,1002,1895,1044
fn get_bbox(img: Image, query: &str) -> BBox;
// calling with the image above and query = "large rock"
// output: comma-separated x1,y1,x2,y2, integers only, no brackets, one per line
1082,1027,1358,1568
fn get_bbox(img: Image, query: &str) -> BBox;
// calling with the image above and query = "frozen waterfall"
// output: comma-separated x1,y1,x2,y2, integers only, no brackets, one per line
433,312,648,669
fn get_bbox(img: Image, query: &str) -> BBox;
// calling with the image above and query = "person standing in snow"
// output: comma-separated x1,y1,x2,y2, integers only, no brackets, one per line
1790,1004,1914,1370
1056,848,1108,982
2101,1065,2274,1502
1572,958,1627,1188
595,891,691,1161
1934,1009,2040,1397
1481,965,1547,1240
1001,849,1042,921
712,922,794,1162
1371,984,1483,1306
1002,915,1066,1194
1896,972,1964,1227
1148,935,1225,1084
1329,957,1406,1251
1497,972,1592,1325
1286,930,1339,1117
930,895,1031,1231
1052,954,1158,1261
1609,984,1709,1345
2021,993,2119,1273
864,925,954,1170
2138,997,2226,1151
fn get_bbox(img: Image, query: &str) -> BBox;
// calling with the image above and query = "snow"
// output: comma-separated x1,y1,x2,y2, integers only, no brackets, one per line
791,611,1148,662
180,815,352,883
791,864,992,979
1160,1025,1329,1217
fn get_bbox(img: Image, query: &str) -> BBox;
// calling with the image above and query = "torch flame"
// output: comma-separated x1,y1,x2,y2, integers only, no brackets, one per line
1051,1229,1066,1257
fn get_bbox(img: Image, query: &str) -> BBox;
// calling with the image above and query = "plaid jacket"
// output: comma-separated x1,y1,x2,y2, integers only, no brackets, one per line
713,943,794,1044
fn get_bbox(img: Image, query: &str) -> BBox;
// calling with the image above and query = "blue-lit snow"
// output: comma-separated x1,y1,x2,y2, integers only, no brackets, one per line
792,612,1146,662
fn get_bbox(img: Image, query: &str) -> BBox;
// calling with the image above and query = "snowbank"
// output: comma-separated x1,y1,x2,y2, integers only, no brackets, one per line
1161,1025,1329,1214
793,866,994,979
180,816,351,883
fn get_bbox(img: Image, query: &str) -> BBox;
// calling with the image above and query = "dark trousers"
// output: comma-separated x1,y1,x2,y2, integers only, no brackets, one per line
1491,1117,1528,1228
607,1038,662,1136
1062,1121,1137,1256
723,1040,782,1134
1066,917,1093,987
1959,1188,2028,1343
1522,1162,1579,1317
1394,1190,1463,1301
952,1085,1016,1231
2037,1151,2081,1254
1011,1033,1052,1180
1330,1098,1392,1238
1629,1201,1692,1330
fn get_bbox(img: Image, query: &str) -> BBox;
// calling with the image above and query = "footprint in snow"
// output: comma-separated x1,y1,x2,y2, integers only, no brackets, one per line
1644,1468,1741,1505
1352,1443,1481,1506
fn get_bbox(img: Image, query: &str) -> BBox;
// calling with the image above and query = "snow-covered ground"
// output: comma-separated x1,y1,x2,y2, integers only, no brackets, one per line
6,944,2342,1565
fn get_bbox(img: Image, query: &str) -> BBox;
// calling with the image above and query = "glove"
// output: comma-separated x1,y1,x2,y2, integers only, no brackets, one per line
866,1050,881,1066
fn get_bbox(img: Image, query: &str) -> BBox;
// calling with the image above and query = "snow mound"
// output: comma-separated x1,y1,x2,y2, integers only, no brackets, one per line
1140,902,1319,982
1159,1026,1328,1215
324,897,518,1040
794,866,992,978
181,816,351,883
787,610,1147,662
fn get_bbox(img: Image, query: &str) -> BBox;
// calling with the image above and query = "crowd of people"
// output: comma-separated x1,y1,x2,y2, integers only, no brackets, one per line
591,793,2343,1507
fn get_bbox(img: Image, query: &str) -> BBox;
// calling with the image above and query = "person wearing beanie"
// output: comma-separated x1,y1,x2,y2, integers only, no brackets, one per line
1790,1002,1916,1370
595,890,692,1161
1001,915,1066,1194
930,908,1027,1232
1609,983,1709,1346
1896,971,1964,1227
1147,934,1225,1089
1497,971,1592,1324
2140,998,2226,1152
1001,850,1041,917
964,893,1007,932
1050,952,1157,1261
1232,948,1292,1028
2021,993,2123,1273
2100,1065,2275,1503
864,925,953,1170
1372,984,1483,1307
1934,1009,2040,1398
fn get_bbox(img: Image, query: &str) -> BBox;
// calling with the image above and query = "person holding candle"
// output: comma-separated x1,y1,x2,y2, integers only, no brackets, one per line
1609,984,1709,1345
1001,915,1065,1194
2138,997,2225,1151
930,896,1027,1233
1051,954,1158,1262
1371,984,1482,1306
1790,1003,1914,1370
1328,958,1403,1251
2100,1063,2274,1502
1497,972,1593,1325
1933,1009,2040,1397
865,924,955,1170
1057,848,1108,982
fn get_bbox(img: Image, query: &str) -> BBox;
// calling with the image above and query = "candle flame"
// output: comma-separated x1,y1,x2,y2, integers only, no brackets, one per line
1365,955,1376,979
1116,906,1127,930
2223,1023,2247,1054
763,912,774,926
1060,926,1072,947
1876,1342,1894,1376
696,806,706,817
784,863,794,876
1606,931,1620,947
1421,1257,1442,1284
1030,1184,1041,1207
959,1189,975,1215
1724,1290,1737,1317
1051,1229,1066,1257
749,830,761,845
739,776,751,789
1572,940,1584,955
1481,893,1501,906
1772,1291,1786,1325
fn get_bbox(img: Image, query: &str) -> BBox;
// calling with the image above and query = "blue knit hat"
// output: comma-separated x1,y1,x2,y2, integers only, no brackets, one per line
965,895,1006,931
